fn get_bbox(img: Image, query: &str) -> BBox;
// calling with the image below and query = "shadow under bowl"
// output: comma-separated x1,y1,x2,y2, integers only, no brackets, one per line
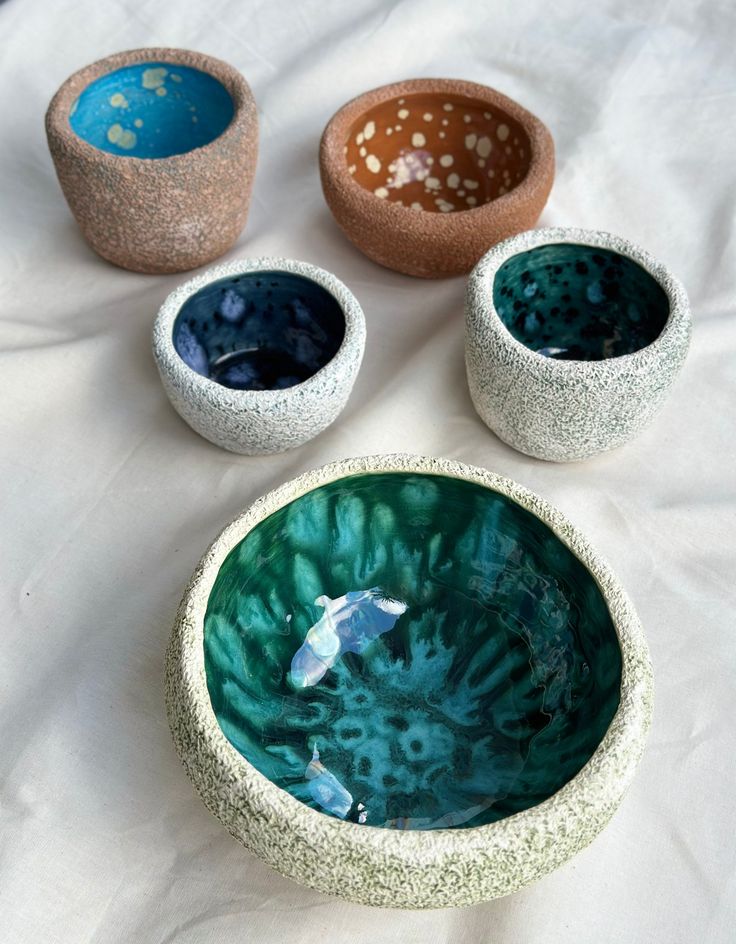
166,454,653,908
46,47,258,273
466,227,692,461
153,259,366,454
320,79,555,278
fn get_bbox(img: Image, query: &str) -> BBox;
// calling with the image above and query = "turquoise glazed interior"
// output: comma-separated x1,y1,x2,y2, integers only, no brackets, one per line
493,243,669,360
69,62,234,158
204,472,622,831
173,272,346,390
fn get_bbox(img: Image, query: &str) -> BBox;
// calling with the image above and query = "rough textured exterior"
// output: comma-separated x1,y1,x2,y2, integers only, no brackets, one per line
45,47,258,274
319,78,554,278
165,454,653,909
465,228,692,462
152,258,366,454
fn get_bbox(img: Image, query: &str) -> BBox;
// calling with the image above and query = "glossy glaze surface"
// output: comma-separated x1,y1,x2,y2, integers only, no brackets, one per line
346,92,531,213
204,472,621,830
173,271,346,390
70,62,234,158
493,243,670,360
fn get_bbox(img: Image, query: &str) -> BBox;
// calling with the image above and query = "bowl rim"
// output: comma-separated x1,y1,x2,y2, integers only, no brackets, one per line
152,257,367,406
467,226,691,372
45,46,256,165
319,77,555,224
167,453,653,872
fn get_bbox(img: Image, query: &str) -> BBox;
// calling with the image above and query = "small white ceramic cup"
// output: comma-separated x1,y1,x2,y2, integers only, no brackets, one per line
153,257,366,454
465,227,691,461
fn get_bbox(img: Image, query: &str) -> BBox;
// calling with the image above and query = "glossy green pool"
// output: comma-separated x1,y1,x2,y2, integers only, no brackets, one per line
204,472,622,830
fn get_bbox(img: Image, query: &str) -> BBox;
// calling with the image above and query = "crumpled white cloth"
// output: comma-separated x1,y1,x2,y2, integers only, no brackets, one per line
1,0,734,940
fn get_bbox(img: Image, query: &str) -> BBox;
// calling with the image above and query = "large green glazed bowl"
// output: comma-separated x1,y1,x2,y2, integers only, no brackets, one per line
165,454,653,908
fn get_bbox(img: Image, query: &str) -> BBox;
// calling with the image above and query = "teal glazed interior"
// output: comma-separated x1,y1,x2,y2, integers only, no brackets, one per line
493,243,670,360
204,472,622,831
69,62,234,158
173,272,346,390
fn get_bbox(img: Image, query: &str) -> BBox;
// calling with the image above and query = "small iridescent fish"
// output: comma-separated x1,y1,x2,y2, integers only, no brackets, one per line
305,744,353,818
289,588,407,689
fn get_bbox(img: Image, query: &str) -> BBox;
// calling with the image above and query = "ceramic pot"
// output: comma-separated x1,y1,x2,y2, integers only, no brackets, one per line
466,227,691,461
165,453,653,908
319,78,554,278
152,258,365,454
45,48,258,273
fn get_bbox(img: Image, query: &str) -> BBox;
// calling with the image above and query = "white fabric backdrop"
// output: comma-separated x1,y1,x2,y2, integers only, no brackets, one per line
1,0,734,940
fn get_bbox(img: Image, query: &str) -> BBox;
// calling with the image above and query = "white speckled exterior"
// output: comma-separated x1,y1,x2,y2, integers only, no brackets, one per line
465,227,691,462
152,258,366,454
165,454,653,909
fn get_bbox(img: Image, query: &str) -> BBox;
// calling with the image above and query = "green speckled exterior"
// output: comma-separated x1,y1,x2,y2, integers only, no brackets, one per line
165,454,653,908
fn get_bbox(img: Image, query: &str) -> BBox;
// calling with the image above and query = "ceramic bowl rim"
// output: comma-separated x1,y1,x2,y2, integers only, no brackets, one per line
320,77,555,225
167,453,653,860
152,257,367,406
46,46,256,165
467,226,690,371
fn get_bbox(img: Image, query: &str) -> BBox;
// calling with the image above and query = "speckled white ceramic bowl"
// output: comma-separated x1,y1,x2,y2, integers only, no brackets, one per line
465,227,691,461
153,258,366,454
165,454,653,909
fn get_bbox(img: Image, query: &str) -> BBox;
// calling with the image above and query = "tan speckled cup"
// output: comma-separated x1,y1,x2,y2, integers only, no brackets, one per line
45,48,258,274
320,78,555,278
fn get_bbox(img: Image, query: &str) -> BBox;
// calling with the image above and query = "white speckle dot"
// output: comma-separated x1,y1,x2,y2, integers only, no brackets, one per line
426,156,434,165
488,168,495,178
478,158,486,167
476,136,492,158
398,98,405,104
439,154,454,167
464,179,479,189
463,114,472,123
457,189,465,197
398,108,409,119
356,132,364,145
439,131,446,138
425,177,441,190
484,112,492,119
366,154,381,173
498,185,507,194
497,123,510,141
411,132,426,147
359,146,367,157
386,127,393,135
348,164,357,174
423,112,433,121
443,102,453,111
395,124,403,131
374,186,389,198
411,201,423,210
364,121,375,140
465,133,477,150
466,195,477,205
447,173,460,188
441,118,449,126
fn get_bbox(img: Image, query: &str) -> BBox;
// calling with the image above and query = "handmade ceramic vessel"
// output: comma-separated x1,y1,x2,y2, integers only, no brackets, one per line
153,258,365,454
320,78,554,278
466,227,691,461
45,48,258,273
166,453,653,908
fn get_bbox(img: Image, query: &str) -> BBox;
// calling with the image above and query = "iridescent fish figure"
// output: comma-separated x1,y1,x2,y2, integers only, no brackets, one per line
289,588,407,689
305,743,353,818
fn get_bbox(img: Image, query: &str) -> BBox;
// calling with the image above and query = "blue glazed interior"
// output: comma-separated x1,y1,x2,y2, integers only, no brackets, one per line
493,243,669,360
69,62,234,158
173,272,346,390
204,472,622,831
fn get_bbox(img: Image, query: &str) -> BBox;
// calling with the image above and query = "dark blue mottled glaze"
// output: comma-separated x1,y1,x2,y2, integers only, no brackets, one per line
493,243,669,360
70,62,233,158
204,472,622,831
173,272,346,391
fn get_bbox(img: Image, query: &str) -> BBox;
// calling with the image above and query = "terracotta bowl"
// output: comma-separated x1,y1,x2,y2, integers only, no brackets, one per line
320,79,555,278
46,48,258,274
